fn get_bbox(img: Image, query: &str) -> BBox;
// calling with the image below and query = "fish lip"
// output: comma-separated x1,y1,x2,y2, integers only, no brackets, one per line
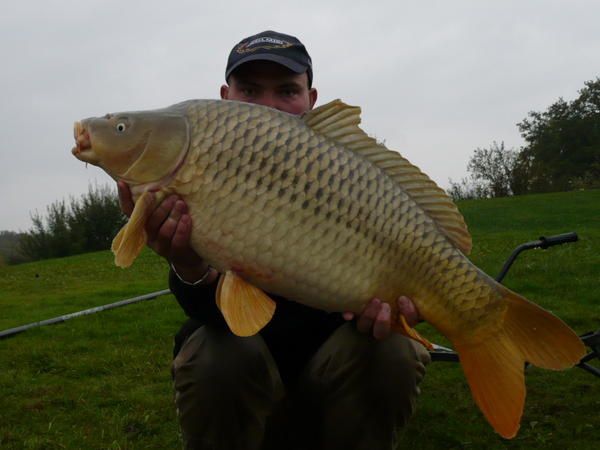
72,121,94,159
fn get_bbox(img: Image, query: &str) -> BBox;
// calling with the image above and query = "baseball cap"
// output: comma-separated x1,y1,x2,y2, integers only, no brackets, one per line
225,30,313,87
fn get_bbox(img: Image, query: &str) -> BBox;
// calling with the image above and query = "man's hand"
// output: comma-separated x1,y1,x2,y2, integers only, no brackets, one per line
117,181,211,283
343,296,422,340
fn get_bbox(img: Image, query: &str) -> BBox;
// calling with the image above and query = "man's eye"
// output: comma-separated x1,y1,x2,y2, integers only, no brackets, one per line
242,88,256,97
281,89,298,97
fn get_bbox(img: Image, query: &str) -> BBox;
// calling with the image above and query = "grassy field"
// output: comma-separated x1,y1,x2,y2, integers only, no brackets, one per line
1,190,598,449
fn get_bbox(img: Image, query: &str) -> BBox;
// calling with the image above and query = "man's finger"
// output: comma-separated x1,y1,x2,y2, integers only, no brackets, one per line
117,181,134,217
169,214,208,278
145,194,177,241
342,312,355,321
397,296,421,327
153,200,185,255
373,302,391,340
356,298,381,334
171,213,193,255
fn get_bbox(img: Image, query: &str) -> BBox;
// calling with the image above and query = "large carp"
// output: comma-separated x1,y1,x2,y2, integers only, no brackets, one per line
72,99,584,438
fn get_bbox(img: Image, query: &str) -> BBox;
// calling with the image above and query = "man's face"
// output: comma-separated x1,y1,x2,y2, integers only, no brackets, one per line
221,60,317,115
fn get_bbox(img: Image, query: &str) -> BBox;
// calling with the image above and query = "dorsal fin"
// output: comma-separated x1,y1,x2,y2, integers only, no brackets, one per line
303,100,472,254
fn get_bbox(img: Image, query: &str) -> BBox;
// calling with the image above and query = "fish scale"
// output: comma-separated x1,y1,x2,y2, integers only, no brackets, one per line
172,100,483,324
73,98,585,438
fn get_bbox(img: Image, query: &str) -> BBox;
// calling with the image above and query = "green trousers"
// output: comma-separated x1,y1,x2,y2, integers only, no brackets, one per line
172,323,430,450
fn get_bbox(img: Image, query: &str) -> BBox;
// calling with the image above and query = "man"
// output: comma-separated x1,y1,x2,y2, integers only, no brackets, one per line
119,30,430,450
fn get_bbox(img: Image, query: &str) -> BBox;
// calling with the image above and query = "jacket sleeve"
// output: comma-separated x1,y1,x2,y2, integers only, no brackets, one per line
169,268,226,326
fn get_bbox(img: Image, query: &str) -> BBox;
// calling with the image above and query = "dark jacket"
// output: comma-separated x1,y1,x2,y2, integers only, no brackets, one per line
170,269,345,385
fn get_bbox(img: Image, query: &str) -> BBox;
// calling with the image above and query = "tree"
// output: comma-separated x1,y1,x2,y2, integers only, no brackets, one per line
447,176,489,201
467,141,518,197
19,183,126,261
0,230,29,264
515,77,600,193
20,201,75,260
19,212,52,260
68,183,126,252
448,141,518,200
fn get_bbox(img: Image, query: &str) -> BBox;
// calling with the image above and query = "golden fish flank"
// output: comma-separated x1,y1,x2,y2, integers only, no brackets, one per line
72,99,585,439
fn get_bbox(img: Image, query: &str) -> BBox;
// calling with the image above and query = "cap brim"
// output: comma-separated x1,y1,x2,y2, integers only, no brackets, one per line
226,53,308,80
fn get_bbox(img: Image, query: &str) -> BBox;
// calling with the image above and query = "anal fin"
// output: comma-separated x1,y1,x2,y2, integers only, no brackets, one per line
216,270,276,337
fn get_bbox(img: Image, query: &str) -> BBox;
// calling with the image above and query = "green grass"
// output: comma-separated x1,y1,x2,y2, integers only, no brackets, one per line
1,190,599,449
400,190,600,449
0,250,184,449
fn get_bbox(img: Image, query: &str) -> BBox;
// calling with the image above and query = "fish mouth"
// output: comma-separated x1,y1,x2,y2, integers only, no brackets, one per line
72,121,95,161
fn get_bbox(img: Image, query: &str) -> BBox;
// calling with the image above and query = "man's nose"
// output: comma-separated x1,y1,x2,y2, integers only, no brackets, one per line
257,93,277,109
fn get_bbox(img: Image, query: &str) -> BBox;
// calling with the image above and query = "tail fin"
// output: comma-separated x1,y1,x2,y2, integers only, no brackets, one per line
454,288,585,439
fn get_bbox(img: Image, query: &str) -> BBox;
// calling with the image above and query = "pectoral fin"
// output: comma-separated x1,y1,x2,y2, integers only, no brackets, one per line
216,270,276,337
111,191,154,268
392,314,434,350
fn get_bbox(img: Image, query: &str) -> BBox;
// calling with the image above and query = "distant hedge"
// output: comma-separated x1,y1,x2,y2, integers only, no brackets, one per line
19,183,126,261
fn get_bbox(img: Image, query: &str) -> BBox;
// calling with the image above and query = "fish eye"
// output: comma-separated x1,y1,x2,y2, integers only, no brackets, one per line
115,122,127,133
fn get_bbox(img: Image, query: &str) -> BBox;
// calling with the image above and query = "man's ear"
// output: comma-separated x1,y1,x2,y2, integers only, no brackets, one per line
308,88,318,109
220,85,229,100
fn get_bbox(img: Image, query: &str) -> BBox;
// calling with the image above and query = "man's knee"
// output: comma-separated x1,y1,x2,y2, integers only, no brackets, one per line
173,325,281,400
305,323,430,386
377,334,431,380
301,323,431,432
172,326,283,450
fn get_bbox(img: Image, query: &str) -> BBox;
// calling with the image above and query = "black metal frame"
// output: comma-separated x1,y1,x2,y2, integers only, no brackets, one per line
429,231,600,379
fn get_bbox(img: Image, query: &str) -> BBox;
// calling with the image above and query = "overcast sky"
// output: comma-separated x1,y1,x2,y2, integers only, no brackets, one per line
2,0,599,231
